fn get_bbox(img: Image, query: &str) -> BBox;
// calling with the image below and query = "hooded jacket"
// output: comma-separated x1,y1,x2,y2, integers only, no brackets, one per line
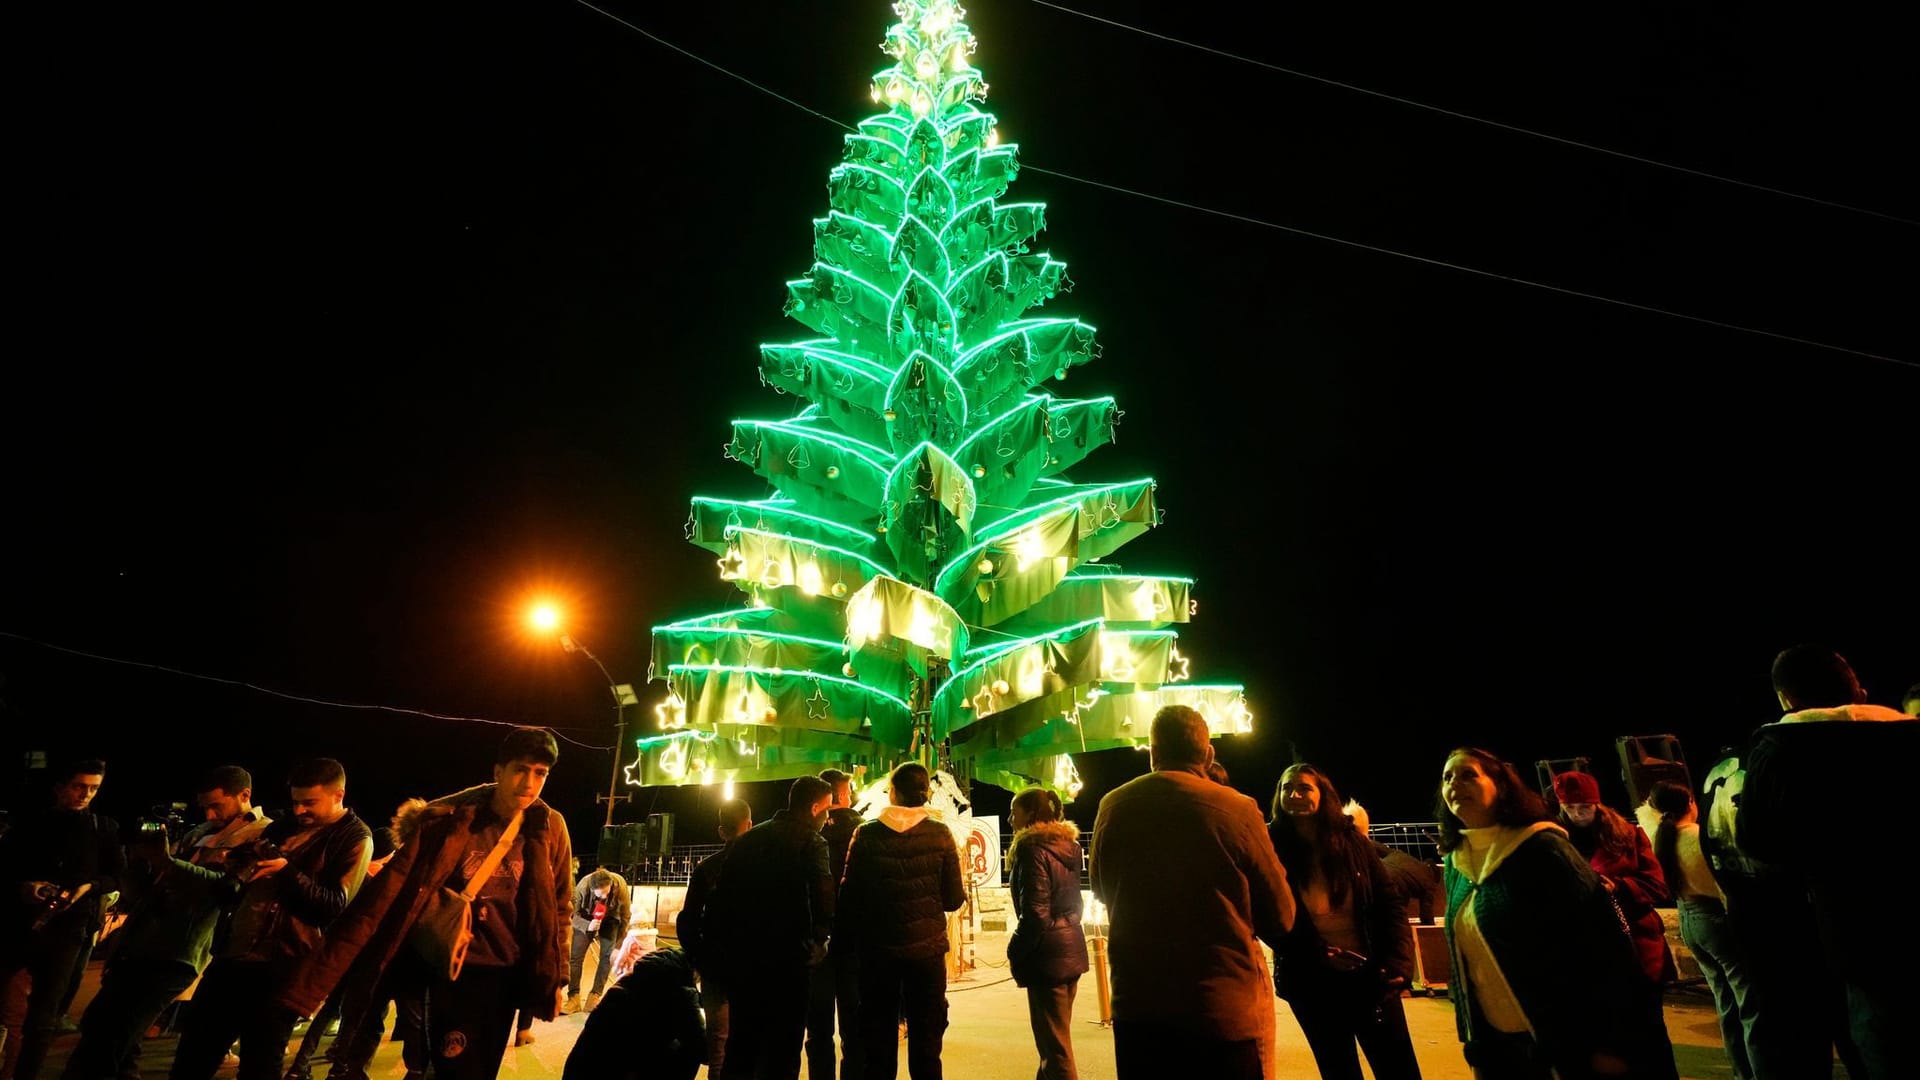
1006,819,1089,988
836,805,965,961
274,784,572,1021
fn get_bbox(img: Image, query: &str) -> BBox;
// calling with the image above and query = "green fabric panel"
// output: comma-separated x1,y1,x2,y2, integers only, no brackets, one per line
667,664,904,739
883,354,969,455
954,397,1050,515
884,443,977,585
730,422,890,518
936,621,1102,740
1038,397,1118,476
992,575,1191,635
685,498,884,565
727,527,886,605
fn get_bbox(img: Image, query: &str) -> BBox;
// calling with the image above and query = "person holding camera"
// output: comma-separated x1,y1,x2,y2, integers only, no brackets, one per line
0,757,123,1080
1267,764,1422,1080
62,765,264,1080
167,759,371,1080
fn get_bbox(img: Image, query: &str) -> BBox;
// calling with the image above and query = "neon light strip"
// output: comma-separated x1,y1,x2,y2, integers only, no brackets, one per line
635,729,717,750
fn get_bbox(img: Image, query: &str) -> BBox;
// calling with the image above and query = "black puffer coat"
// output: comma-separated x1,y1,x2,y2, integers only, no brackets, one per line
836,806,966,961
1007,820,1090,988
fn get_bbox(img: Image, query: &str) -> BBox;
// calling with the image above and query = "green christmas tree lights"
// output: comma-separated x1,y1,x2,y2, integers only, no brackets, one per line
631,0,1253,799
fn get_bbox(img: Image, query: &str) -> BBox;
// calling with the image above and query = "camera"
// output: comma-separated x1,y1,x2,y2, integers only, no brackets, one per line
137,803,191,846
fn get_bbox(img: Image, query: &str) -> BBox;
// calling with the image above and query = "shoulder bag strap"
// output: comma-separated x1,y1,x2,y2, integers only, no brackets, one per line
458,810,524,902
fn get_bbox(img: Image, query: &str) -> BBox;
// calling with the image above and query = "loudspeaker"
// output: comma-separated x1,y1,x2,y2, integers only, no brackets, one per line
598,823,643,865
644,812,675,856
1616,734,1690,808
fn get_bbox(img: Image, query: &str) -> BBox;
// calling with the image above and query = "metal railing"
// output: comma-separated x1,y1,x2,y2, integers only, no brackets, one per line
593,822,1443,887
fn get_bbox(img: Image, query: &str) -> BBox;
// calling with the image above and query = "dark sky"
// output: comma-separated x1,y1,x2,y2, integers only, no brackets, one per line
4,2,1915,833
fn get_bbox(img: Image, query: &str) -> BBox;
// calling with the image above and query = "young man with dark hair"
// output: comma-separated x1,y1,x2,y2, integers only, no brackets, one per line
278,727,573,1080
0,758,123,1080
836,763,966,1080
64,765,265,1080
169,758,372,1080
1091,706,1295,1080
706,776,836,1079
678,797,753,1078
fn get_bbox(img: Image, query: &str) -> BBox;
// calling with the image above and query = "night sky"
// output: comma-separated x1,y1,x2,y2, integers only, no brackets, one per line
4,2,1914,837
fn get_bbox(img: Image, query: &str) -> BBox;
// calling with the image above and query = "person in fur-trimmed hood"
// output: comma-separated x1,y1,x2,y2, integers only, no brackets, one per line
275,727,573,1080
1006,787,1090,1080
836,761,966,1080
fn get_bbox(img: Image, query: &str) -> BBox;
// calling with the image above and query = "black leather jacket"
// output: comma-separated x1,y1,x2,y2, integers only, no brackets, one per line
215,809,371,971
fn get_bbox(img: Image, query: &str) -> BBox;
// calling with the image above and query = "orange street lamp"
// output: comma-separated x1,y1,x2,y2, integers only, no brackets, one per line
529,604,634,829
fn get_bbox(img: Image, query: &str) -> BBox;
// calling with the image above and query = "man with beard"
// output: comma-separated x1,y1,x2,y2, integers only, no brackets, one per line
276,727,573,1080
167,759,372,1080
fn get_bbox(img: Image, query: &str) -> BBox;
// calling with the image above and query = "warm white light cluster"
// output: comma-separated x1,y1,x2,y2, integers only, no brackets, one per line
870,0,984,119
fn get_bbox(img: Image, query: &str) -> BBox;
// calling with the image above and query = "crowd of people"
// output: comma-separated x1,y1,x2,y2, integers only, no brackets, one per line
3,643,1915,1080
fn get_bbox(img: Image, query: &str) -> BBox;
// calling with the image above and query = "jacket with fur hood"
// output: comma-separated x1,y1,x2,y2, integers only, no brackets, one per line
1007,819,1089,988
836,805,965,961
275,783,573,1021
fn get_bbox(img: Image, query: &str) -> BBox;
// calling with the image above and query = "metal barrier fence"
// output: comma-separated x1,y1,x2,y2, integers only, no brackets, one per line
601,823,1443,886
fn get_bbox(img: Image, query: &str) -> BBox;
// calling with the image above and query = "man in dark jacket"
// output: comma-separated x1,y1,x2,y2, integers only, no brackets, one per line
1741,644,1919,1079
63,765,263,1080
677,797,751,1078
706,776,835,1080
274,727,573,1080
0,757,123,1080
835,763,965,1080
168,759,372,1080
807,768,865,1080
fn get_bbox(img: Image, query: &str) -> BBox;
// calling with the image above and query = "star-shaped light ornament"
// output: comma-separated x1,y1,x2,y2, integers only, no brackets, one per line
1167,646,1191,683
654,690,689,731
717,548,746,579
806,682,833,722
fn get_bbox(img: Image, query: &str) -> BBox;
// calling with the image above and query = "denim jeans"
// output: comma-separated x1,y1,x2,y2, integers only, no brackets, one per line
1678,896,1754,1080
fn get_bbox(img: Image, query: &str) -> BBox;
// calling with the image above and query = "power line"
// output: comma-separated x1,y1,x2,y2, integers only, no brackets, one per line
568,0,1914,371
0,629,618,751
1024,0,1918,229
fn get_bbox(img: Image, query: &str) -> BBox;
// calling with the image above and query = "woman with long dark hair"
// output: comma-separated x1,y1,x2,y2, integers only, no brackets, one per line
1267,764,1422,1080
1436,747,1676,1080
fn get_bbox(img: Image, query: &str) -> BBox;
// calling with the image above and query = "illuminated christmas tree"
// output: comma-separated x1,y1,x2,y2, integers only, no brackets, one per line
631,0,1253,800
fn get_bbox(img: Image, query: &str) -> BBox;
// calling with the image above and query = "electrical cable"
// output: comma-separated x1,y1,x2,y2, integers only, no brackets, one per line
566,0,1914,371
0,629,618,751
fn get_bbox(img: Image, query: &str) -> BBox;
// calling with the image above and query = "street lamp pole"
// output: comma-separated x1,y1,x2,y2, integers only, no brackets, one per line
561,632,635,830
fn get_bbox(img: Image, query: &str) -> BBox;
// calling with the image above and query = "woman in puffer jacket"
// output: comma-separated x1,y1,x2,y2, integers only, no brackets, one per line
1006,787,1091,1080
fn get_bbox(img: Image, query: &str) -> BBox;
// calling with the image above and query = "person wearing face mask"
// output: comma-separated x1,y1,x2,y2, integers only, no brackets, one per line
1550,771,1674,989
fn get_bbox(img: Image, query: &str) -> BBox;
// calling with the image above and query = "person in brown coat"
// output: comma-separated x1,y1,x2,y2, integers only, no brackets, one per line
275,727,573,1080
1090,705,1295,1080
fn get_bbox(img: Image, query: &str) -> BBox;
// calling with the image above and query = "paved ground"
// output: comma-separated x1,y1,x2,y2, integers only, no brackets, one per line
37,931,1743,1080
